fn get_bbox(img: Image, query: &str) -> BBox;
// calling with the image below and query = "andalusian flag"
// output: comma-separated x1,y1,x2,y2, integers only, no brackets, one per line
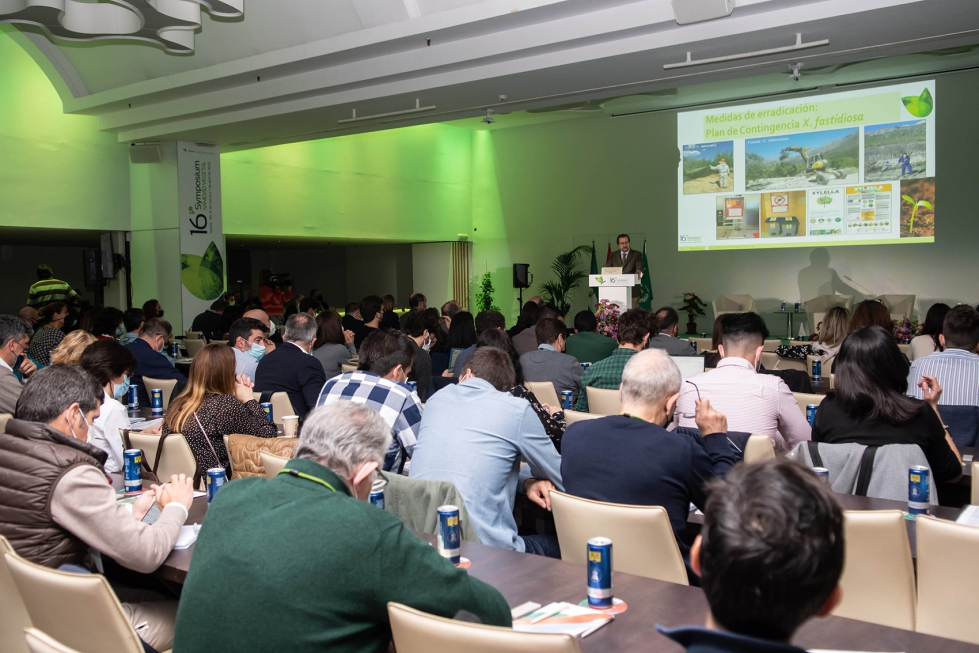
639,240,653,310
589,240,598,275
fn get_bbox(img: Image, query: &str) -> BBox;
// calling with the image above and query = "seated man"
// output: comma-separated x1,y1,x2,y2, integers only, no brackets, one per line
173,402,510,653
404,310,433,402
648,306,696,356
513,303,561,357
354,295,384,350
126,317,187,406
565,309,617,364
228,317,270,381
399,292,427,330
119,307,144,346
908,304,979,406
658,459,844,652
452,309,506,377
190,298,226,342
318,330,422,473
0,314,36,414
520,317,583,405
0,365,194,652
674,312,810,451
254,313,326,420
410,347,564,557
341,301,363,333
562,349,736,555
575,308,655,412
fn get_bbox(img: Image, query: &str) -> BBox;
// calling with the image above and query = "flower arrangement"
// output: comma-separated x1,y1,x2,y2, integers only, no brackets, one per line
892,315,919,344
595,300,620,340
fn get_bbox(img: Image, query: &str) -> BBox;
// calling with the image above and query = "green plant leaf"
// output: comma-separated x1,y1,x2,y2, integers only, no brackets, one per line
918,200,933,210
901,194,915,203
901,88,933,118
181,241,224,300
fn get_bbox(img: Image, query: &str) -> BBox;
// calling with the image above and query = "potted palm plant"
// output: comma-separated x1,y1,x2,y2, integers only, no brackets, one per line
679,292,707,334
540,245,592,316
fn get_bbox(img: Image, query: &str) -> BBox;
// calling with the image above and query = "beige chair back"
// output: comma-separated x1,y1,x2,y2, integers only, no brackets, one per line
524,381,560,408
916,515,979,644
341,364,358,373
792,392,825,417
260,451,291,479
972,462,979,505
834,510,916,630
805,295,854,333
252,391,262,402
550,491,688,585
184,337,205,358
0,413,12,433
712,294,756,318
270,392,296,425
743,434,775,463
689,337,712,353
141,377,177,410
24,629,81,653
184,330,203,340
586,387,621,416
877,294,916,319
388,602,580,653
760,352,806,372
210,340,228,347
762,339,780,352
897,342,910,356
124,430,197,482
0,536,32,653
564,409,602,425
829,373,835,389
4,552,144,653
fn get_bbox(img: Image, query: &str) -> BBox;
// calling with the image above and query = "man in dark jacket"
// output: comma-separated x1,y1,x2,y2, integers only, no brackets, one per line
255,313,326,419
126,318,187,406
190,298,226,341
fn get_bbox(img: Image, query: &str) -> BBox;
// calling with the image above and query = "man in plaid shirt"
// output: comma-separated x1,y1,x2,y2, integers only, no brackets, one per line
317,330,422,473
575,308,656,412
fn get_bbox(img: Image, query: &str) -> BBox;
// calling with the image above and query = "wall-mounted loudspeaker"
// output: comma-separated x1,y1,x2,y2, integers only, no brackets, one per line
672,0,735,25
512,263,530,289
82,249,103,287
129,143,164,164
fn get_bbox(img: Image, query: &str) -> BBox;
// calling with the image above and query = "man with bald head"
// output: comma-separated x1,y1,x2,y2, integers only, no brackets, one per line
18,307,39,329
243,309,277,353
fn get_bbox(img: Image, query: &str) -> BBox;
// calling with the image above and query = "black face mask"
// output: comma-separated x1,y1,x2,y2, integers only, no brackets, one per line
14,355,24,371
158,310,164,317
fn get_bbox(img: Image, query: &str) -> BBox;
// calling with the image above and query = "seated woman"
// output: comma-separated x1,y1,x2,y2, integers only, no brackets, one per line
811,325,962,487
699,315,724,369
50,330,97,366
909,302,949,362
79,339,138,473
776,305,850,362
312,310,358,379
848,299,893,331
28,301,68,366
163,343,278,473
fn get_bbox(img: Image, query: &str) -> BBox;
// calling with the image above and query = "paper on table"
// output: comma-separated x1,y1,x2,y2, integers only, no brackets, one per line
513,603,613,637
174,524,200,550
131,418,163,430
808,650,903,652
955,504,979,527
193,490,207,498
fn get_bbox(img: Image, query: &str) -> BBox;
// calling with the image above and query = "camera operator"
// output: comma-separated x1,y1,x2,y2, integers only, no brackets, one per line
259,269,293,321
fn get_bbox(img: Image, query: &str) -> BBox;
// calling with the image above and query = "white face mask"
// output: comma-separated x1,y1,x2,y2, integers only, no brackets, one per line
67,407,92,441
421,332,432,352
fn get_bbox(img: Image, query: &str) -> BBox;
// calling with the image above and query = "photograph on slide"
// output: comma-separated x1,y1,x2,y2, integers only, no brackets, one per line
745,128,859,192
760,191,806,239
863,120,927,182
715,194,759,240
682,141,734,194
900,177,935,239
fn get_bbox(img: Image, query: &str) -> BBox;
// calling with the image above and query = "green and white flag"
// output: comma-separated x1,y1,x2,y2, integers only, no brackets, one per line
639,240,653,310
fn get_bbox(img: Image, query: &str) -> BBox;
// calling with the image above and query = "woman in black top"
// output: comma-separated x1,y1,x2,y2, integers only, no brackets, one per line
811,325,962,484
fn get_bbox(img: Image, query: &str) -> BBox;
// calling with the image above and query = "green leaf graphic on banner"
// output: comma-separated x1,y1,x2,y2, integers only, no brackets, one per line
181,241,224,300
901,88,933,118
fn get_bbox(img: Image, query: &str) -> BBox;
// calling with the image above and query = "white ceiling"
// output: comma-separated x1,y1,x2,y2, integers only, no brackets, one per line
14,0,979,151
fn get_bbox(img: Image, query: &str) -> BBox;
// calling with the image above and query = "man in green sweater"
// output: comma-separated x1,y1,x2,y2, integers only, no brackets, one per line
565,309,618,364
174,402,511,653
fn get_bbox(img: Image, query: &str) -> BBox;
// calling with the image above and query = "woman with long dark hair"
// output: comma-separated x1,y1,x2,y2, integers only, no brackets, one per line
447,311,477,350
507,301,540,339
312,310,357,378
811,325,962,484
909,303,950,362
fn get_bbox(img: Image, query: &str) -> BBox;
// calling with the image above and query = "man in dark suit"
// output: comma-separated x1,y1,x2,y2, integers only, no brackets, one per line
605,234,644,304
398,293,427,331
648,307,697,356
126,318,187,406
191,298,226,341
255,313,326,420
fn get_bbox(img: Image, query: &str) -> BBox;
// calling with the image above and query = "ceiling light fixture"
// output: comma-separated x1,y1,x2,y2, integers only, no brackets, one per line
788,63,804,81
482,109,495,124
337,99,437,124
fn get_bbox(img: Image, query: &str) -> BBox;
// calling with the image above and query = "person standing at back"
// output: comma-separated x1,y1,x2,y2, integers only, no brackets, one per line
907,305,979,406
254,313,326,420
648,306,697,356
26,264,81,308
565,309,617,363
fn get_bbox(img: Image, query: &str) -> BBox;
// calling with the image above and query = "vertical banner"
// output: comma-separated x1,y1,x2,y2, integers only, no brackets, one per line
177,142,225,332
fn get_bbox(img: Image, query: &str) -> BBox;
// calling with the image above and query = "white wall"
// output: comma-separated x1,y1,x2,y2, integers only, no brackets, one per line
411,243,454,310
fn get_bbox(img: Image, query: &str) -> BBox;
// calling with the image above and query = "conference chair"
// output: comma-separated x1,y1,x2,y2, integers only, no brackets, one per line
916,515,979,645
0,412,12,433
762,339,781,352
586,387,621,416
260,451,290,479
712,294,755,319
834,511,916,631
141,377,177,410
341,363,358,373
876,294,916,321
897,342,911,357
270,392,297,425
210,339,228,346
524,381,560,408
743,434,775,464
4,552,146,653
792,392,825,417
184,337,205,358
973,463,979,505
760,352,806,372
0,536,32,653
184,330,203,340
387,603,580,653
24,629,82,653
123,430,197,485
550,491,688,585
564,409,602,425
805,295,854,334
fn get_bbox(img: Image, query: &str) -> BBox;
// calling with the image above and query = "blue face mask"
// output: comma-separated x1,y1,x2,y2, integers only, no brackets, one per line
115,324,125,337
113,375,131,400
247,342,267,361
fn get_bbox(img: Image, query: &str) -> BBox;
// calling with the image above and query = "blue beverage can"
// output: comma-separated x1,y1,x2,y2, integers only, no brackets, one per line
406,381,417,394
813,467,829,481
580,362,591,372
806,404,818,426
437,504,461,564
198,332,204,339
260,402,273,422
701,332,708,338
811,359,822,381
587,537,614,608
781,302,786,312
908,465,930,515
560,390,573,410
170,342,180,358
206,468,226,503
370,484,385,510
123,449,142,495
794,302,800,313
690,340,697,352
128,385,139,410
150,388,163,416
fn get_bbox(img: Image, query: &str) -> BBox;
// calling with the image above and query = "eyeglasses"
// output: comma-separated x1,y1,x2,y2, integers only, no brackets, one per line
679,380,701,419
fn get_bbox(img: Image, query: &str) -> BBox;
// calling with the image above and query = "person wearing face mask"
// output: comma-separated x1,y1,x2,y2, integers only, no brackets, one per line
311,310,357,379
0,314,37,414
254,313,326,421
227,317,270,381
562,349,736,562
672,312,811,451
92,307,126,341
243,308,279,350
0,364,195,652
28,301,68,366
126,318,188,407
79,339,139,473
403,310,434,402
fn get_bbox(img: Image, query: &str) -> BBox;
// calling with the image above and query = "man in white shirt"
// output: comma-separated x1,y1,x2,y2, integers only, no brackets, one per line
908,305,979,406
710,158,730,189
0,314,36,414
228,317,270,381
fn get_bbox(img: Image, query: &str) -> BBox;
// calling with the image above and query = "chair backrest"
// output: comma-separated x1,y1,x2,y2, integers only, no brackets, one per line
184,330,203,340
834,510,916,630
4,552,144,653
690,337,712,353
270,392,296,425
124,430,197,482
388,602,580,653
564,409,602,425
973,462,979,505
227,434,297,479
141,377,177,410
762,339,780,352
0,536,32,653
760,352,806,372
252,391,262,402
743,434,775,464
210,340,228,347
712,294,755,317
550,491,688,585
184,337,205,358
260,451,291,479
876,294,916,318
0,413,12,433
805,295,854,333
586,387,621,416
916,515,979,644
24,629,81,653
792,392,825,417
829,373,835,390
524,381,560,408
937,405,979,449
341,363,358,373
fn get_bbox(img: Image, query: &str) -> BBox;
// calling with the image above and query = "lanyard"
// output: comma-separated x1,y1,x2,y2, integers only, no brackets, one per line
622,413,648,423
277,468,337,493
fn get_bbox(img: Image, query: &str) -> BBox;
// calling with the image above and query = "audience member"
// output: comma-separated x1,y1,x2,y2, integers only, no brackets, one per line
355,294,384,349
674,312,811,450
243,308,278,350
27,301,67,366
191,298,226,341
0,315,36,414
50,330,96,366
283,294,303,318
126,318,187,406
575,308,654,412
341,301,363,333
309,287,327,310
424,307,450,355
243,291,262,310
79,339,138,473
452,309,504,376
228,317,270,381
77,308,100,334
447,310,477,370
164,344,277,471
813,325,962,483
142,298,163,320
776,305,850,362
0,364,193,652
119,307,144,346
92,307,125,340
259,269,293,319
404,310,434,401
399,292,427,330
849,299,892,332
658,460,844,652
217,304,245,340
648,306,696,356
18,306,38,328
565,309,617,363
909,302,951,361
520,317,582,404
410,347,564,557
507,300,540,339
254,313,326,420
317,330,422,473
26,264,81,308
298,296,322,317
173,402,510,652
440,299,460,332
312,310,357,379
907,305,979,405
563,350,736,555
700,315,724,369
513,303,562,356
380,294,401,331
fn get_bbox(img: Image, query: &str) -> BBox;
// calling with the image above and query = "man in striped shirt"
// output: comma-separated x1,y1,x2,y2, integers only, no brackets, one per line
26,265,81,308
908,305,979,406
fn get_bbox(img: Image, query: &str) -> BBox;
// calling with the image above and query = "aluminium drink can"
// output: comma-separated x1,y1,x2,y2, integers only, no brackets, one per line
580,362,591,372
437,504,461,564
260,402,273,422
128,385,139,411
369,484,385,510
406,381,417,394
170,342,180,358
908,465,930,515
123,449,143,495
811,359,822,381
560,390,573,410
812,467,829,481
150,388,164,416
206,468,226,503
806,404,818,426
587,537,614,608
690,340,698,352
794,302,800,312
781,302,786,312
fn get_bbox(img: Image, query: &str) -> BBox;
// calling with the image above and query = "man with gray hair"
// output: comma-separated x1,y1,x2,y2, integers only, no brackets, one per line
174,401,511,652
561,349,737,558
254,312,326,420
0,314,37,414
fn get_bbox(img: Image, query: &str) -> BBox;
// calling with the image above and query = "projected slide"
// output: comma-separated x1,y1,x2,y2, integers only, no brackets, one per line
676,81,935,251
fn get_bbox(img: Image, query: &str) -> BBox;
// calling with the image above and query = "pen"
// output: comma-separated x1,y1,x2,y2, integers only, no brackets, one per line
581,615,614,638
529,602,568,624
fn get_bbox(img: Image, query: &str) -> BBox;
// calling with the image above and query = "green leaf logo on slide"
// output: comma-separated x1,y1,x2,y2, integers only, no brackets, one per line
181,241,224,300
901,88,933,118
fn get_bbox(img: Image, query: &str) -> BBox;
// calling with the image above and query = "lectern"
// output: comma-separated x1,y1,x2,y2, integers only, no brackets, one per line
588,274,639,311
